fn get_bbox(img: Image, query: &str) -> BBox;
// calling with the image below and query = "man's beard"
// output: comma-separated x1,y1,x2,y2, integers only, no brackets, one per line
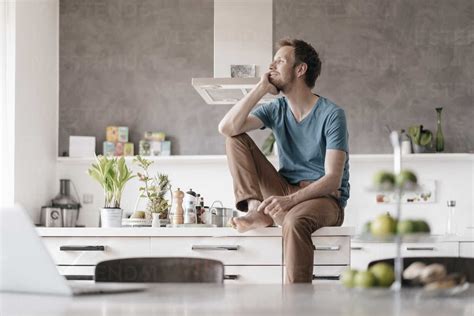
271,71,296,93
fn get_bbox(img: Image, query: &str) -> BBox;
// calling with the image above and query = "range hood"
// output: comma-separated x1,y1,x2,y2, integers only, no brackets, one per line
192,0,278,105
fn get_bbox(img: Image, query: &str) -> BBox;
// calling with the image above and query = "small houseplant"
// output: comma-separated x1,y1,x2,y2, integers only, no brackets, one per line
408,125,433,153
134,156,171,226
87,155,135,227
261,133,277,156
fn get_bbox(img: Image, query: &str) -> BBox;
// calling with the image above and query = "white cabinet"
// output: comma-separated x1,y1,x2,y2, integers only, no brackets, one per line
57,266,95,282
350,241,460,270
460,242,474,257
224,266,282,284
150,237,282,265
401,242,459,257
42,237,150,265
40,228,353,284
350,242,396,270
281,236,351,283
312,236,350,265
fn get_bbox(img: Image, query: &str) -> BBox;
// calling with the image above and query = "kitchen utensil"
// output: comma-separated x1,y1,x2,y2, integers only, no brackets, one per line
62,208,79,227
51,179,81,227
40,207,63,227
209,200,238,227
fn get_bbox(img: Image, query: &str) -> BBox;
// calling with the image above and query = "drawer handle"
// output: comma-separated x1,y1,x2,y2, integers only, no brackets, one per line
312,275,340,280
64,275,94,281
405,247,435,251
60,246,105,251
191,245,239,251
351,247,363,250
313,245,340,251
224,274,240,280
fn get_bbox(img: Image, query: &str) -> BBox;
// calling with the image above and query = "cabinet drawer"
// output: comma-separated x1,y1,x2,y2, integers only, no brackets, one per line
224,266,282,284
57,266,95,281
42,237,150,265
313,265,347,280
283,266,347,283
150,237,281,265
460,242,474,258
311,236,350,265
350,243,396,270
401,242,459,257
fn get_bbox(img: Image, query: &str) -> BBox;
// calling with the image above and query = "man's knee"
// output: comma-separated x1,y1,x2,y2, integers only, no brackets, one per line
225,133,249,144
225,133,252,153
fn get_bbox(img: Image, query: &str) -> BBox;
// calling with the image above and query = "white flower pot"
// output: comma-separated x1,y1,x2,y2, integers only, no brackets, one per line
100,208,123,228
152,213,161,227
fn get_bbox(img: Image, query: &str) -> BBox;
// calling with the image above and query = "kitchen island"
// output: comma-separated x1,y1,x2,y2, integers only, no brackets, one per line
2,283,472,316
37,227,353,284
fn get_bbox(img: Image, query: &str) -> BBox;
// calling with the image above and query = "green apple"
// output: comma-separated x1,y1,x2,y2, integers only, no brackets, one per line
369,263,395,287
370,213,397,237
340,269,358,288
413,220,430,233
395,170,417,188
373,171,395,189
397,219,416,235
354,270,376,288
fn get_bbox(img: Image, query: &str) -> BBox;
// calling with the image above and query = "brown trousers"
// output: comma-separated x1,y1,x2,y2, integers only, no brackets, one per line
226,133,344,283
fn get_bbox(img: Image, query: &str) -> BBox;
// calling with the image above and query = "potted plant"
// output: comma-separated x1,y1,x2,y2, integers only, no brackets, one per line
134,156,171,227
408,125,433,153
87,156,135,227
261,132,277,156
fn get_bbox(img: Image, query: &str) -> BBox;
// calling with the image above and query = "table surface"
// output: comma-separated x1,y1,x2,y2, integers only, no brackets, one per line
1,283,473,316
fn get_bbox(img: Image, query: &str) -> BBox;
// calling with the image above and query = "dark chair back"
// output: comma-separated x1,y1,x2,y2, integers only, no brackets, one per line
368,257,474,283
95,257,224,283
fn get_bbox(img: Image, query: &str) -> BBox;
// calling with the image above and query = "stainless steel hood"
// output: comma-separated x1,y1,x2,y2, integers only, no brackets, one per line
192,0,278,105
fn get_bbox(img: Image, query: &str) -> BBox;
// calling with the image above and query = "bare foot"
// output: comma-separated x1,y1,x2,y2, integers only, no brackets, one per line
230,210,273,233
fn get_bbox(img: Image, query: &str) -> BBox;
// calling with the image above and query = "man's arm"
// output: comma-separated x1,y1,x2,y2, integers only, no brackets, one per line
218,72,278,137
259,149,346,216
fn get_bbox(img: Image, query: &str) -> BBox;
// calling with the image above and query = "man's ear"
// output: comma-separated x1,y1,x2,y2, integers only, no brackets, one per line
296,63,308,78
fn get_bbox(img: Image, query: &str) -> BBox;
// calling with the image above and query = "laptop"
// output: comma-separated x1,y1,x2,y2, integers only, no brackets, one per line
0,206,147,295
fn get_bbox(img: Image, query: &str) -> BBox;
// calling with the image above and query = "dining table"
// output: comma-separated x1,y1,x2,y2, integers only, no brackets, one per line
1,283,473,316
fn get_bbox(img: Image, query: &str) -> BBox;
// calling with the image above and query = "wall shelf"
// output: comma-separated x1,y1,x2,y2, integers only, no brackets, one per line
57,153,474,165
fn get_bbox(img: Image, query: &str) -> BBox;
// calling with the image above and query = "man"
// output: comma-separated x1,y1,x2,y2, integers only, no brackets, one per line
218,38,350,283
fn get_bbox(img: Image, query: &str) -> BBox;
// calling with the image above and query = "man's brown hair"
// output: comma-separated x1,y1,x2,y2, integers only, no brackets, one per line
277,38,322,88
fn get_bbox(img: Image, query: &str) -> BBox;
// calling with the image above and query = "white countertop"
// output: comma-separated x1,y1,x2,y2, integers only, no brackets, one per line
352,233,474,243
35,227,474,242
2,283,473,316
36,226,355,237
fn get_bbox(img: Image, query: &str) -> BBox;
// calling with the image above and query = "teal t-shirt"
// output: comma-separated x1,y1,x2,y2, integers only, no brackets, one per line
251,96,350,208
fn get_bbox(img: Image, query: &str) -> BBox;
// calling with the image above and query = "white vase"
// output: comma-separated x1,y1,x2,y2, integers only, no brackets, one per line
100,208,123,228
152,213,161,227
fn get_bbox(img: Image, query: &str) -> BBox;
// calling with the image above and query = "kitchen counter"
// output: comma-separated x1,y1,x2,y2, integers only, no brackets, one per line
36,226,354,237
2,283,473,316
36,227,474,241
352,233,474,243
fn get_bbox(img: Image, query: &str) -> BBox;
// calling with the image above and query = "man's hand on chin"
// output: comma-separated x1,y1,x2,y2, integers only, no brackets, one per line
258,195,295,220
259,71,279,95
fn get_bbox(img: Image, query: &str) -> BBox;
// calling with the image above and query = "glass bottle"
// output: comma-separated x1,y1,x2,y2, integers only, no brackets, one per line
446,200,456,235
435,107,444,152
400,129,412,155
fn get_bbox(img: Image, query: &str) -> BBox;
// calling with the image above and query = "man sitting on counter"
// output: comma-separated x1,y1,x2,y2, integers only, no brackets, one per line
218,38,350,283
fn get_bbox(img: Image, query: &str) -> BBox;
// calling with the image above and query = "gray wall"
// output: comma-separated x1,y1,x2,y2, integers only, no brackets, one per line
59,0,474,155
